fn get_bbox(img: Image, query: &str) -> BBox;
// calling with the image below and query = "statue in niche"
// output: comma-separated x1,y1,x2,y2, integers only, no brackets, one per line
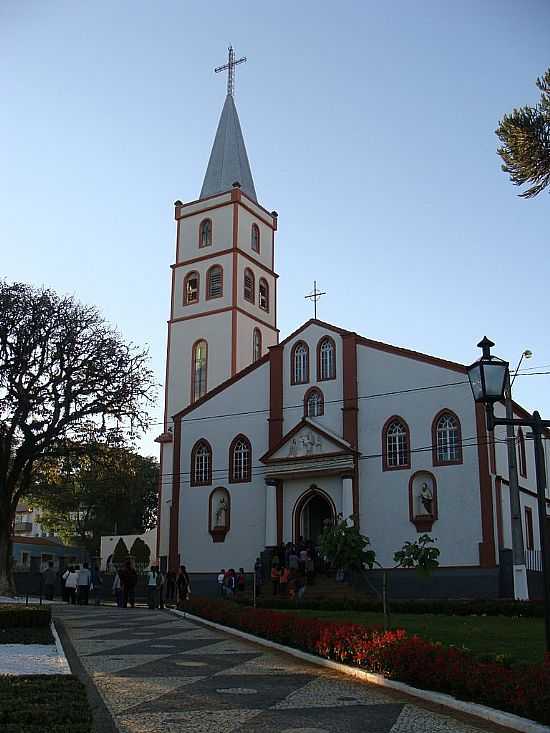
419,482,434,516
215,496,228,527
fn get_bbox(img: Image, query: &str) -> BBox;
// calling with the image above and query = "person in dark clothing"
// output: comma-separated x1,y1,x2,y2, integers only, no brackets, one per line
120,560,137,608
176,565,191,606
42,561,56,600
165,570,176,602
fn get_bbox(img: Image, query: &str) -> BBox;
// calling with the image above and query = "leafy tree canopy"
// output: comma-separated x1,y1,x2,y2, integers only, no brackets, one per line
112,538,130,564
130,537,151,565
496,68,550,198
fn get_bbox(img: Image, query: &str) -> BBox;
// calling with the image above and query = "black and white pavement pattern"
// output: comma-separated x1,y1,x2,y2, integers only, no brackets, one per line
54,605,505,733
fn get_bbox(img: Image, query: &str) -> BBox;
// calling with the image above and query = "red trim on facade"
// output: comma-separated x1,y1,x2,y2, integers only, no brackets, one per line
253,328,262,362
170,306,232,324
408,471,438,532
168,417,181,571
276,481,283,545
235,306,279,332
342,333,359,521
488,430,496,475
198,218,213,248
261,417,354,463
475,403,497,567
190,339,208,404
228,434,252,483
381,415,411,472
525,506,534,550
183,271,200,306
251,223,260,253
431,408,463,467
268,345,284,449
231,203,238,375
518,428,527,478
244,268,255,303
292,487,336,543
317,335,337,381
290,340,309,385
258,277,269,313
190,439,213,486
495,476,504,549
495,474,550,505
177,187,276,223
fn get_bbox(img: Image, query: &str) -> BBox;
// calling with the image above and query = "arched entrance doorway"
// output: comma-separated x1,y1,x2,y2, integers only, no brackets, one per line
294,488,335,547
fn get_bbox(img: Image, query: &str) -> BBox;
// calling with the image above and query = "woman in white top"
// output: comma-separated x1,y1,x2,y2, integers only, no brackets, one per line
64,567,79,605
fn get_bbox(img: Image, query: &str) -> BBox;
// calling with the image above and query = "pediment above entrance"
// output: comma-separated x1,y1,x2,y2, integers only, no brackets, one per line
260,418,355,466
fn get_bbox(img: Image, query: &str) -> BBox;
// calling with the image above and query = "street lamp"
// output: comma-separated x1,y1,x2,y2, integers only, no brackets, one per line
467,337,550,651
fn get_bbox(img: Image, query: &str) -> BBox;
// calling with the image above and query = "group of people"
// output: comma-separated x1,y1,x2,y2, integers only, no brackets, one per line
270,539,317,599
53,562,102,605
140,564,191,609
216,567,246,597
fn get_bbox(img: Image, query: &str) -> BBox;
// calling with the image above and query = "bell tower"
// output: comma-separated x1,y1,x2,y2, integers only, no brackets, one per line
157,48,279,563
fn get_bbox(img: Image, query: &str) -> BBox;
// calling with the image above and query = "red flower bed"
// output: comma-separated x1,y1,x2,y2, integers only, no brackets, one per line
184,597,550,725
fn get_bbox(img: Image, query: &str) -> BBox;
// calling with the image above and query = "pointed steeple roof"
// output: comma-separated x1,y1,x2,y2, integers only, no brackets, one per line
200,94,257,202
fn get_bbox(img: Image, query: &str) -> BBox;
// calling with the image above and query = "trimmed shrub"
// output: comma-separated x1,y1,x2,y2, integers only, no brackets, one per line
0,675,93,732
185,596,550,725
0,605,51,628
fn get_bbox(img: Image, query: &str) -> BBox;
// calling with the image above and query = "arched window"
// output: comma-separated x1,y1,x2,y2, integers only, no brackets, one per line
191,339,208,402
199,218,212,248
317,337,336,380
382,416,410,470
432,410,462,465
304,387,324,417
291,341,309,385
251,224,260,253
191,440,212,486
518,428,527,478
229,435,252,483
183,271,199,305
206,265,223,299
253,328,262,362
259,278,269,311
244,268,255,303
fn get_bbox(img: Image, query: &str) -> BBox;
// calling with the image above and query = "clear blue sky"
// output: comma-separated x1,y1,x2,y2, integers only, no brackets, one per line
1,1,549,457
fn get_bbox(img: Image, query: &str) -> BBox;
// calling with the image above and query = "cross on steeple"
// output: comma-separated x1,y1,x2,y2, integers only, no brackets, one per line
215,45,247,97
305,281,326,320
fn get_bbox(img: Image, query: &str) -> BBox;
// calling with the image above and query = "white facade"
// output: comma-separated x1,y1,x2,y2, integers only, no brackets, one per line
100,528,157,571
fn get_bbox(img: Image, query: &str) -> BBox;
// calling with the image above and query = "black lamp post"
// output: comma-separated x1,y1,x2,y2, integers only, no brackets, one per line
467,337,550,652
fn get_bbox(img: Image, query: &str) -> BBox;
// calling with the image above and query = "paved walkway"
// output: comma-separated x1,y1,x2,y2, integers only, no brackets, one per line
54,605,504,733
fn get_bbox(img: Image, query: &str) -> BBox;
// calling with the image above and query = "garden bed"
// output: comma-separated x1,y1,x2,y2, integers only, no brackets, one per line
0,605,53,645
0,675,92,733
184,597,550,726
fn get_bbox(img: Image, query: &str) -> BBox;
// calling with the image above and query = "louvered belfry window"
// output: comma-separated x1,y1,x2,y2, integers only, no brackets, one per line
207,266,223,299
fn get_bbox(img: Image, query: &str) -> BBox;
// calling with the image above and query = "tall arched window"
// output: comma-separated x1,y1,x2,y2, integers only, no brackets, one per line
253,328,262,362
291,341,309,385
229,435,252,483
206,265,223,299
317,336,336,380
518,428,527,478
382,416,410,470
259,278,269,311
251,224,260,253
304,387,324,417
432,410,462,465
183,271,199,305
244,268,255,303
191,339,208,402
191,439,212,486
199,218,212,248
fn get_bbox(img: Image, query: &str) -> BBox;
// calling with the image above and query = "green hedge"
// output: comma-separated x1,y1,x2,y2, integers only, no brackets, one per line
0,675,92,733
0,605,51,628
241,596,546,617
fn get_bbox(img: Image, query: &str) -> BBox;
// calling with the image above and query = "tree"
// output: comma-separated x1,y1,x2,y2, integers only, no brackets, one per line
112,537,129,565
27,446,159,554
496,68,550,198
320,516,440,629
130,537,151,570
0,281,156,594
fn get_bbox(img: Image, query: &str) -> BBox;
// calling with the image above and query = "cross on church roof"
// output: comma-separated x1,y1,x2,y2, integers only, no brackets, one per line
215,45,247,97
305,281,326,319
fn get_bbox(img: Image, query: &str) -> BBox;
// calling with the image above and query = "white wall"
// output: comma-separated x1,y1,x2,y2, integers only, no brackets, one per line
100,528,157,571
177,196,233,263
356,344,481,567
236,204,274,271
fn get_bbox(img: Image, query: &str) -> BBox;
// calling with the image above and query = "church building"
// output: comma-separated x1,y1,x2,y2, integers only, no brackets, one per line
156,51,545,597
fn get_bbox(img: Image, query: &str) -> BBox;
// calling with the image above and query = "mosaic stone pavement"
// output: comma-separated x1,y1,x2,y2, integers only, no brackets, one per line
54,605,503,733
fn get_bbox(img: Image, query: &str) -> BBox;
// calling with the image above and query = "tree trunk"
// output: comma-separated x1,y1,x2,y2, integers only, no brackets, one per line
0,503,15,596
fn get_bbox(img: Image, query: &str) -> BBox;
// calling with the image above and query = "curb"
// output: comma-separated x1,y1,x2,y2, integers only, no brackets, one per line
50,620,71,674
169,608,546,733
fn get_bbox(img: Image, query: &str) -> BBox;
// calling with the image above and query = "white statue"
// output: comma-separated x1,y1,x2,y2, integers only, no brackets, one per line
419,482,433,516
215,496,228,527
289,438,298,457
315,436,322,453
301,431,315,455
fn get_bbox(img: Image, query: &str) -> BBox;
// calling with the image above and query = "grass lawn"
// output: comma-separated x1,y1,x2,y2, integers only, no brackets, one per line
287,609,545,664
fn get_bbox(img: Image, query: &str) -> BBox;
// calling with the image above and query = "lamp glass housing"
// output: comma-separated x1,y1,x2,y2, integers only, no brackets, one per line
467,358,508,404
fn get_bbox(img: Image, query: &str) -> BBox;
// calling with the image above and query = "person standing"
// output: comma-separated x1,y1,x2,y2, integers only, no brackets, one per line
146,565,158,609
237,568,246,594
157,567,165,609
217,569,225,597
42,561,57,601
279,566,289,596
77,563,91,605
176,565,190,606
271,564,280,596
91,564,103,605
254,558,263,597
165,570,176,603
120,560,137,608
64,566,78,605
112,570,123,607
